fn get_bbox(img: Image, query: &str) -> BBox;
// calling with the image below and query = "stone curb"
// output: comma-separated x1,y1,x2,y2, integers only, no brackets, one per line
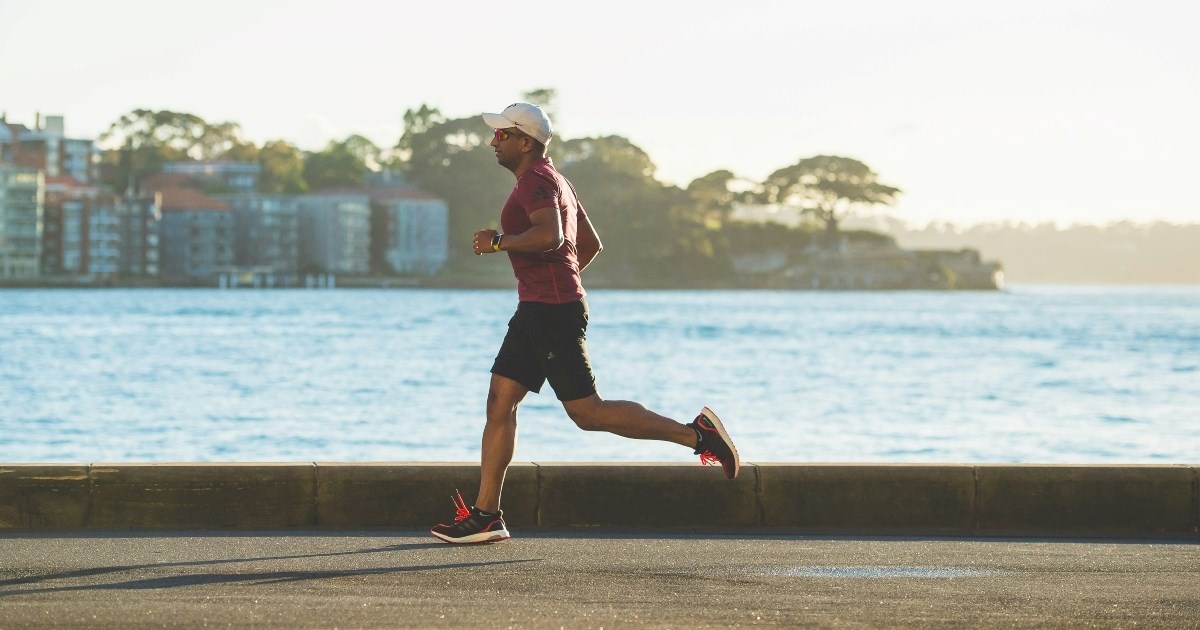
1,463,1197,537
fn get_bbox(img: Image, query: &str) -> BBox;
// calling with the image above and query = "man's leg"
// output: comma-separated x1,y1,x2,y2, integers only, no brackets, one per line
561,394,697,448
562,395,741,479
475,373,528,513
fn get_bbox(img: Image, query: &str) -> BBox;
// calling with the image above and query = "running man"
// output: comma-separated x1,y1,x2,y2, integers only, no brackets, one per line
431,102,739,544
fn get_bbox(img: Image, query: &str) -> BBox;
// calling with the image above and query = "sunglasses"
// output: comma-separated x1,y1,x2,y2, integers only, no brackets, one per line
493,128,524,142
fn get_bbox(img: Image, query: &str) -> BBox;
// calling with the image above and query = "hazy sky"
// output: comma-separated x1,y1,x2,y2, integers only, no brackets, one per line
2,0,1196,226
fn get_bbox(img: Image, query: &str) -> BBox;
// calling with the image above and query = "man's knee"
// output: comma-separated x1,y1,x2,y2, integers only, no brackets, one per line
487,386,514,407
564,397,606,431
487,375,528,419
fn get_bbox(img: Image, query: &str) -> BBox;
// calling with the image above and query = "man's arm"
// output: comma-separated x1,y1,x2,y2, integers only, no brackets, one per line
576,209,603,272
473,206,562,255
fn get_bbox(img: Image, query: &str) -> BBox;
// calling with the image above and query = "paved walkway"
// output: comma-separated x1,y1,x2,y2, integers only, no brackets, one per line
1,531,1197,628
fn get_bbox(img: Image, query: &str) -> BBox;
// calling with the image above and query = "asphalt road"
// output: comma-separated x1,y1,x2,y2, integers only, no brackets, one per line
0,531,1197,628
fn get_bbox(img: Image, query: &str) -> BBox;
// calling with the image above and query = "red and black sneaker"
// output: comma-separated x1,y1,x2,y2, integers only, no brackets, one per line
430,490,511,544
689,407,740,479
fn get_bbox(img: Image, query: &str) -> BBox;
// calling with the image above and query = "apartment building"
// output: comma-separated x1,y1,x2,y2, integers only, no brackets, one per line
1,114,98,184
41,175,121,278
156,187,234,281
296,192,370,275
118,193,161,279
0,165,44,279
370,187,448,276
218,193,299,275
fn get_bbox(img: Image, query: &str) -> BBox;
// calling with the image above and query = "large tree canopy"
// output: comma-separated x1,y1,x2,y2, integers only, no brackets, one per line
406,116,512,259
258,140,307,194
555,135,658,179
340,135,385,172
687,169,746,229
99,109,253,192
393,104,446,167
761,155,900,237
302,137,381,190
557,136,726,286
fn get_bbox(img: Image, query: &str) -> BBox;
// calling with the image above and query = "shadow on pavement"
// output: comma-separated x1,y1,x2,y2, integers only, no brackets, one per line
0,541,538,596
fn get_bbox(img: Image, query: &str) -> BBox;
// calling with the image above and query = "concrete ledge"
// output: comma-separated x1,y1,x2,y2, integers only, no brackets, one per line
536,463,759,528
976,464,1196,537
316,463,537,528
758,464,975,533
89,463,316,529
0,464,90,529
1,463,1197,537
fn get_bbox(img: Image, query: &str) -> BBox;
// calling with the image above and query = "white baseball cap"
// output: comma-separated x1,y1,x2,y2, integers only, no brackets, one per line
482,102,553,145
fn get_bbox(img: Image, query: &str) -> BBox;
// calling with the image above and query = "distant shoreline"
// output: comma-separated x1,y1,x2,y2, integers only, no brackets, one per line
2,278,1197,290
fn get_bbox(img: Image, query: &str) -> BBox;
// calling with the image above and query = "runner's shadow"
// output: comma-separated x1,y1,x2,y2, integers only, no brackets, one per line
0,541,451,593
0,559,538,596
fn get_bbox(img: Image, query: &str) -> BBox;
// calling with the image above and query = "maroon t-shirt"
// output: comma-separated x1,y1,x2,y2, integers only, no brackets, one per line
500,157,588,304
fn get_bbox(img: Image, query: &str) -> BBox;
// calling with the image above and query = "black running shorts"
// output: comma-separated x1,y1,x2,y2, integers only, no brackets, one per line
491,299,597,402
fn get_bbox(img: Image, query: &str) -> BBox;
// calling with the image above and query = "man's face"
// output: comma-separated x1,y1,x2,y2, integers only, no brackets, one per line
490,127,528,169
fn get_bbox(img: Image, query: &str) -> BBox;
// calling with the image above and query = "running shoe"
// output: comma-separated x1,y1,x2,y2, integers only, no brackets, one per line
689,407,740,479
430,490,511,544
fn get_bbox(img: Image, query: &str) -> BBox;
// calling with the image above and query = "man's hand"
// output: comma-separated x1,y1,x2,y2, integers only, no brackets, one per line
472,229,499,256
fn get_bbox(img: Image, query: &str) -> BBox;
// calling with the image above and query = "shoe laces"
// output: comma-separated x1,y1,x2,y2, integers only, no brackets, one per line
450,489,471,522
698,450,721,466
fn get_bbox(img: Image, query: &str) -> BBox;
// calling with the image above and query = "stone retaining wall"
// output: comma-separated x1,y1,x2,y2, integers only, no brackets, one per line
2,463,1196,537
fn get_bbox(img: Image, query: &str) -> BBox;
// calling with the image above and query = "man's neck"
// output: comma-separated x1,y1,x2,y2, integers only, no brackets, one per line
511,154,546,179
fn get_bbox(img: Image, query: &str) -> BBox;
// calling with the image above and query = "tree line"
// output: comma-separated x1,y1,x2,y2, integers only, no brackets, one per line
98,90,901,286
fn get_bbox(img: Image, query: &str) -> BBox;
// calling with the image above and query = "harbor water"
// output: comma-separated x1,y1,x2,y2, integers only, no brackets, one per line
1,286,1196,464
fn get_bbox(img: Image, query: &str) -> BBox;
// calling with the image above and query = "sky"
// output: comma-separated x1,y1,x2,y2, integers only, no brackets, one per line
1,0,1197,227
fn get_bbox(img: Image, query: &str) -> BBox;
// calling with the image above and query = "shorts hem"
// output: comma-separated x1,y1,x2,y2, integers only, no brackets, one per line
490,367,543,394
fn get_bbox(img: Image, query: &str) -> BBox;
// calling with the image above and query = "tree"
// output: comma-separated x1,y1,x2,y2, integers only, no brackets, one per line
99,110,203,191
258,140,308,194
687,169,741,229
302,138,370,190
555,135,658,179
200,120,254,161
406,116,513,259
220,140,259,162
98,109,254,192
760,155,900,242
393,104,446,168
340,134,384,172
557,136,727,286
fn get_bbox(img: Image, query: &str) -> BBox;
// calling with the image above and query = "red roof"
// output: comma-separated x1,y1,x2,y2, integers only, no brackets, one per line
2,122,32,136
13,151,44,170
140,172,197,192
156,187,231,212
44,174,89,189
43,175,104,201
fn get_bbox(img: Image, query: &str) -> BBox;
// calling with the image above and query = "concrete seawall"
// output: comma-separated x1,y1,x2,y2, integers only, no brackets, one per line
2,463,1197,537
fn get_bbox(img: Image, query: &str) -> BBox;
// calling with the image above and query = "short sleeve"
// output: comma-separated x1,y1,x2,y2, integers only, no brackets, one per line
517,175,562,216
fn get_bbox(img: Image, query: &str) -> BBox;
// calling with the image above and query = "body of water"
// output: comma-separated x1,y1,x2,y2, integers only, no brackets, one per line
1,287,1196,463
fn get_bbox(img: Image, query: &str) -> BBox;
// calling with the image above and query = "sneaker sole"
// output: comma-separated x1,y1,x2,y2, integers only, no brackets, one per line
430,528,511,544
702,406,740,479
